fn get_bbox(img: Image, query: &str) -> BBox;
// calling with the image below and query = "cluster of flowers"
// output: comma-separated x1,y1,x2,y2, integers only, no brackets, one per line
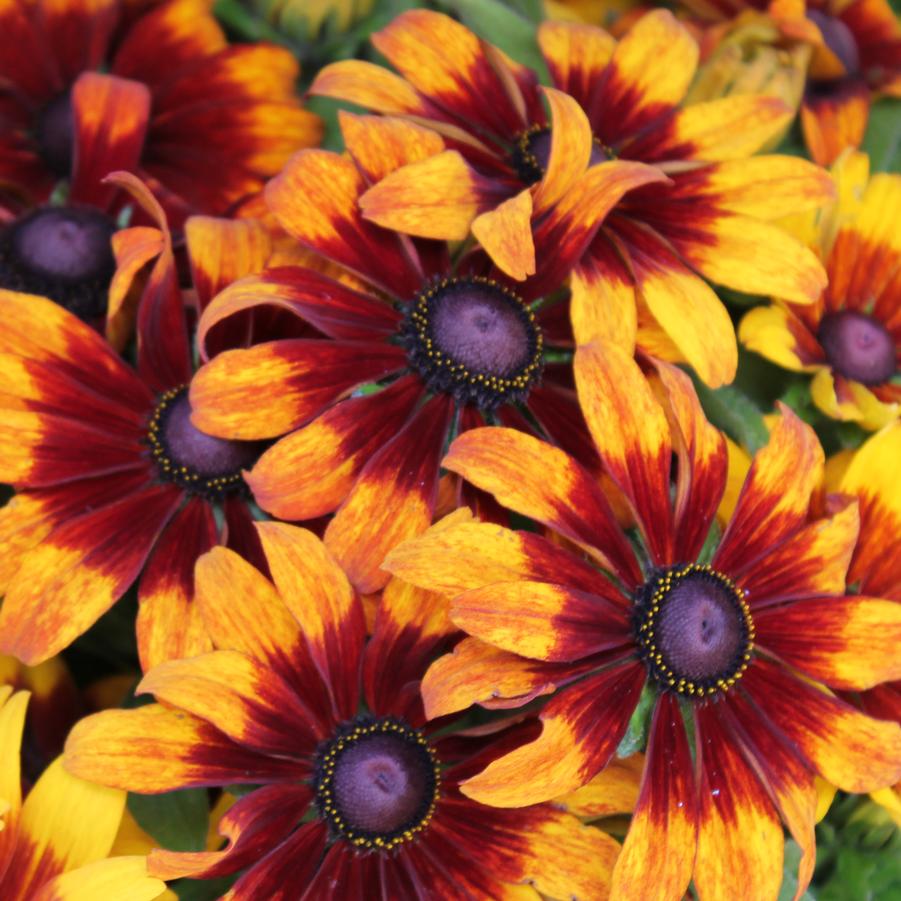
0,0,900,898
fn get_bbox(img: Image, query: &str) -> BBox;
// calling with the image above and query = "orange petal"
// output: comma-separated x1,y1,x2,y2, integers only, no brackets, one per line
106,226,165,352
801,80,870,166
471,189,535,281
538,21,616,101
553,753,644,818
310,59,430,116
570,244,637,352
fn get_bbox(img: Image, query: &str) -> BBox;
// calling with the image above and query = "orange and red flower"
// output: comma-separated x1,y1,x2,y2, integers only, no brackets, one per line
311,9,832,386
190,113,663,593
0,687,165,901
0,0,320,224
0,177,282,669
385,339,901,900
740,151,901,429
64,524,620,899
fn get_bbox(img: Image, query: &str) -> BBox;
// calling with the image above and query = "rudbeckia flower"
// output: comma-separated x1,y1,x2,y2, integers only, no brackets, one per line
0,687,165,901
0,0,320,225
740,151,900,430
0,177,281,669
385,339,901,900
64,524,620,899
311,8,832,386
680,0,901,165
190,113,662,593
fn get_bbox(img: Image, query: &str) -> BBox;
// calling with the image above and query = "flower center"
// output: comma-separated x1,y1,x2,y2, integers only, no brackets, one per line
511,125,613,186
0,206,117,321
314,717,440,851
147,387,261,499
35,91,74,178
634,564,754,698
807,10,860,75
818,311,895,385
401,276,543,410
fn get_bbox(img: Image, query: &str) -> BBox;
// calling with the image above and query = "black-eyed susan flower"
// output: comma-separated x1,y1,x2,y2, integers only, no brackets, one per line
64,524,620,899
0,176,282,669
311,8,832,387
0,0,320,226
189,111,662,594
0,687,165,901
384,339,901,901
740,151,900,430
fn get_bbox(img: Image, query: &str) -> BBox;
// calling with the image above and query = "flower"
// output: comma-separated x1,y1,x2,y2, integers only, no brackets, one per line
64,523,620,899
0,175,280,669
0,687,165,901
189,112,662,593
740,151,900,430
311,8,832,386
0,0,320,225
384,339,901,900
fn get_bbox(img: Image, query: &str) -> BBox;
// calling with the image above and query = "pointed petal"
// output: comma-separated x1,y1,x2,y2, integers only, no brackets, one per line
325,393,453,594
611,694,697,901
471,189,535,281
443,427,643,586
64,705,306,793
461,663,646,805
310,60,430,116
575,340,674,565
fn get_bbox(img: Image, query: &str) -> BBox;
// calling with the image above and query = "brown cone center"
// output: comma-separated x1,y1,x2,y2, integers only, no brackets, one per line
819,311,895,385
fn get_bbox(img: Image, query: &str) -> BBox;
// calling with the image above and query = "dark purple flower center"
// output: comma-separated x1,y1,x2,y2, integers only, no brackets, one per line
401,276,543,410
147,387,261,499
634,564,754,698
0,206,116,321
35,91,74,178
511,125,613,185
807,10,860,75
818,311,896,385
314,718,439,851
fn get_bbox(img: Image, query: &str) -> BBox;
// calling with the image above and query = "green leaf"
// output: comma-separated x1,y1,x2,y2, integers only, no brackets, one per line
174,876,237,901
128,789,210,853
778,840,817,901
863,97,901,174
690,375,770,453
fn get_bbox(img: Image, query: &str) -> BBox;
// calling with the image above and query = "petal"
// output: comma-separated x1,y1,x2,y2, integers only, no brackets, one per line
247,376,421,520
471,189,535,281
106,226,165,352
451,581,631,662
570,244,637,352
693,704,784,901
136,497,217,672
310,59,430,116
0,484,182,665
756,596,901,690
742,658,901,793
69,73,151,208
801,79,870,167
443,427,643,586
256,521,366,722
137,650,317,757
714,407,823,576
63,704,306,793
0,689,28,877
383,515,625,601
32,856,166,901
553,753,644,818
538,21,616,105
189,339,406,440
324,393,454,594
611,694,697,901
738,304,822,371
574,340,674,565
460,663,647,806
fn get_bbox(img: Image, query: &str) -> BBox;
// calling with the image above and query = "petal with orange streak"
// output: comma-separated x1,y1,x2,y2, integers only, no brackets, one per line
256,521,366,720
189,339,406,440
136,497,217,672
247,376,421,521
693,704,783,901
0,689,28,876
553,753,644,818
714,407,823,575
325,393,454,595
461,663,646,806
575,340,674,565
611,693,696,901
443,427,643,587
471,189,535,281
801,79,870,167
738,304,823,372
451,581,631,663
570,243,637,352
194,545,334,732
63,705,306,794
538,21,616,104
31,856,166,901
69,73,150,208
383,517,626,602
756,596,901,690
0,483,183,666
310,60,431,116
106,226,165,352
743,658,901,793
137,651,317,757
